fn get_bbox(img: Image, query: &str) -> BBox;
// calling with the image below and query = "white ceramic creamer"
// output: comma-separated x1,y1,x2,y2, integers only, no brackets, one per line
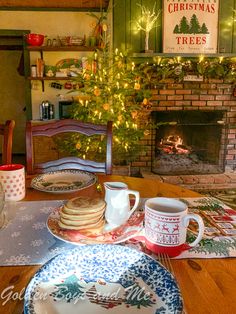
104,182,140,229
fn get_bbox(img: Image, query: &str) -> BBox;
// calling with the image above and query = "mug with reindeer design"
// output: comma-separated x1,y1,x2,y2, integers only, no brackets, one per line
145,197,204,257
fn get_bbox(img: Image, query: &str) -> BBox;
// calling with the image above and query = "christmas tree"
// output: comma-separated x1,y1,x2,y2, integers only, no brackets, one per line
125,282,156,308
58,48,152,165
50,274,85,303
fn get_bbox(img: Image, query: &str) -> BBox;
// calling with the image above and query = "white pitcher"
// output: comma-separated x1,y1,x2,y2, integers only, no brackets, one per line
104,182,140,229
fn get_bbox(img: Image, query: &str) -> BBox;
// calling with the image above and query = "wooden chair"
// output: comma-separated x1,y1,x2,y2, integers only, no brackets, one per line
26,119,113,175
0,120,15,164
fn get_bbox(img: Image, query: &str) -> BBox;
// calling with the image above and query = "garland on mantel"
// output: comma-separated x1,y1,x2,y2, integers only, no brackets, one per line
140,56,236,85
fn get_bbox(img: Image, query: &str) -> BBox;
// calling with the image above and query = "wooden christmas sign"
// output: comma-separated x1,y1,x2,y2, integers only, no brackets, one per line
163,0,219,53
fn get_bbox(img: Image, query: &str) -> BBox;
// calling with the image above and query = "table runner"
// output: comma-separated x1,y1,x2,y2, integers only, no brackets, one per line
0,197,236,266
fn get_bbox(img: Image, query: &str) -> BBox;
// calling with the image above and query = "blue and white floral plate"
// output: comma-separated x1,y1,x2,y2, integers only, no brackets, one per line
31,170,96,193
24,245,183,314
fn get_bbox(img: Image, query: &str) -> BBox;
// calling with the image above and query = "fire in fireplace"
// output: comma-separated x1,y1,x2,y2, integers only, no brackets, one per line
159,135,191,155
152,110,226,175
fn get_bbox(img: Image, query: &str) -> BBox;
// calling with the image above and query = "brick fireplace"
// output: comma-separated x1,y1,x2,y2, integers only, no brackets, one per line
130,78,236,188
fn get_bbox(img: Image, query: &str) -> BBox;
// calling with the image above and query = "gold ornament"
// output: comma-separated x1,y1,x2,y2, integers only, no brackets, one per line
83,73,90,80
103,103,110,110
144,130,150,136
94,87,101,96
131,111,138,119
117,61,123,68
134,82,141,90
76,141,81,150
118,115,122,122
143,98,148,105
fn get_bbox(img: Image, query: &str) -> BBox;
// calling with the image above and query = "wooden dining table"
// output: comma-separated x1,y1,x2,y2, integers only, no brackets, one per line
0,174,235,314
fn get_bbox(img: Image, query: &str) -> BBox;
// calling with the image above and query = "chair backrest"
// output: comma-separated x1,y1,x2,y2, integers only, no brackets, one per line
26,119,113,175
0,120,15,164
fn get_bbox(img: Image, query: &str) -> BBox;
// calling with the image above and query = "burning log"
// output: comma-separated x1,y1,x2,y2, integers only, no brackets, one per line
158,135,191,154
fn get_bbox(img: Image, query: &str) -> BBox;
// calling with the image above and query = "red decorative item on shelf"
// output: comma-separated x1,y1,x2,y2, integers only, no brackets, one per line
25,34,45,46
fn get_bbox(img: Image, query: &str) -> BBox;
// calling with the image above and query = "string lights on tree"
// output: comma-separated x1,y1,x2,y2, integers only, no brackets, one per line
57,48,152,165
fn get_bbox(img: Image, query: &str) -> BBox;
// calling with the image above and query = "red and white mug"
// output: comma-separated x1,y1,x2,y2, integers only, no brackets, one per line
0,164,25,201
145,197,204,257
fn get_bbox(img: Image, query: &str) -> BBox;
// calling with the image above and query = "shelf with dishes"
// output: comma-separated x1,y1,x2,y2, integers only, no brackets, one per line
27,45,99,52
29,77,82,92
28,55,90,91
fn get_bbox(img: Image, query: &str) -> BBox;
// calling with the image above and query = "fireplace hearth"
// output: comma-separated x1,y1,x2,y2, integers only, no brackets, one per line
152,110,226,175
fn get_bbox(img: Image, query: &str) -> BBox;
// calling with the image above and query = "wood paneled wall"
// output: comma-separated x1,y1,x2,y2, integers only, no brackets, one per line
113,0,236,53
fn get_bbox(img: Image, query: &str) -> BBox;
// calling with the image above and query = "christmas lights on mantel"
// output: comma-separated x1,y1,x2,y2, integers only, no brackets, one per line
143,55,236,84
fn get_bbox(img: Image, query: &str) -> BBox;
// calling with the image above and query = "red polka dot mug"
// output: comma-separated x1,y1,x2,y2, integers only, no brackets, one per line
0,164,25,201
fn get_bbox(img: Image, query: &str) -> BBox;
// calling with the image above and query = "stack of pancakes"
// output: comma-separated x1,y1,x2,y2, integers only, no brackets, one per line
58,196,106,234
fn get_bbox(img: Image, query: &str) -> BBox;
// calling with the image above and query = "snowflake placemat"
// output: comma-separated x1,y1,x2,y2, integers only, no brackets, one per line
0,200,77,266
